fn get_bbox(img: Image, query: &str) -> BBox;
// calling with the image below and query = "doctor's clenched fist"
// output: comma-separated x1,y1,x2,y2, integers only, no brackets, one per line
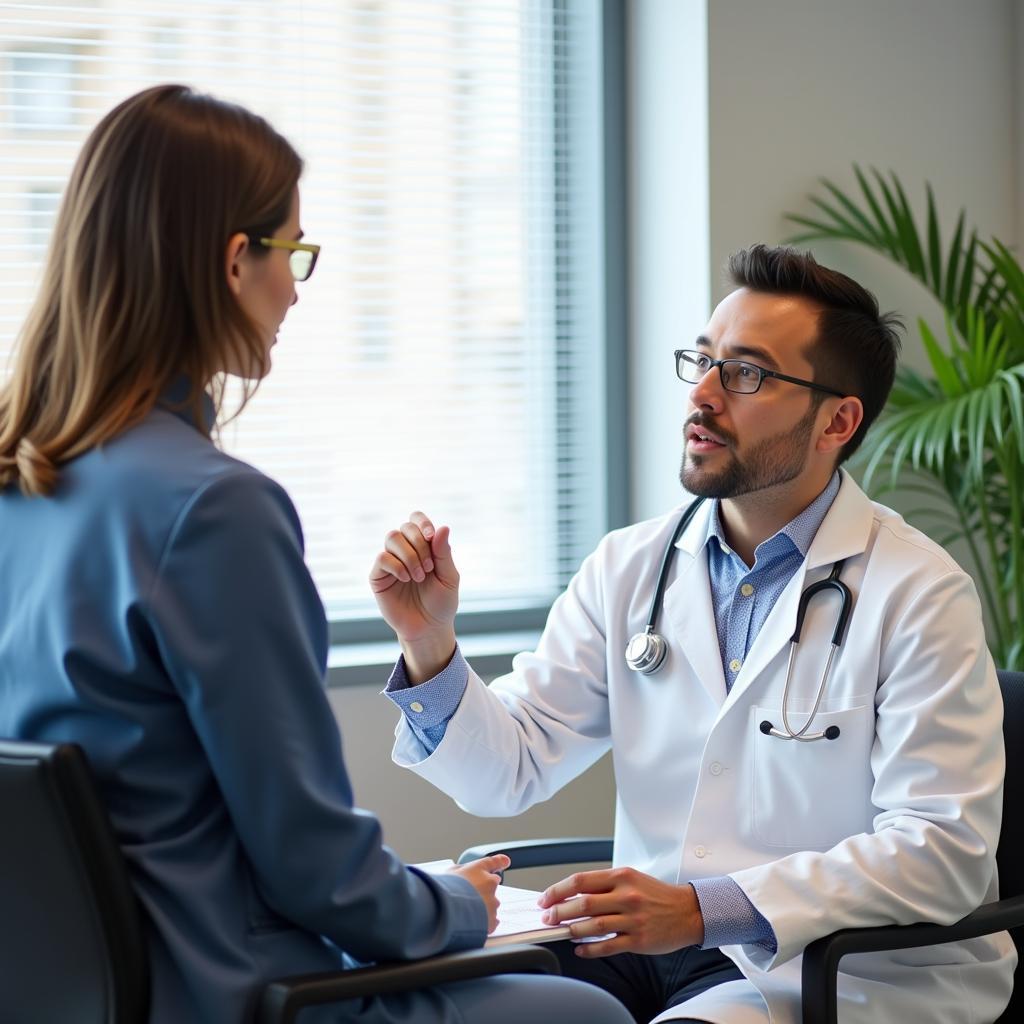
369,511,461,683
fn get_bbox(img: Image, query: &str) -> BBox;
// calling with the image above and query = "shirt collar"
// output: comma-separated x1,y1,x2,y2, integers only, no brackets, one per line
702,471,842,561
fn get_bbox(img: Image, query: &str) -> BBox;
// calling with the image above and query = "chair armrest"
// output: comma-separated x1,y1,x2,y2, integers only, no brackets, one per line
458,837,614,870
801,894,1024,1024
257,944,560,1024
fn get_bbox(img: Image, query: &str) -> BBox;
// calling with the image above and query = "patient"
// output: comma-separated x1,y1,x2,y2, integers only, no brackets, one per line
0,84,631,1024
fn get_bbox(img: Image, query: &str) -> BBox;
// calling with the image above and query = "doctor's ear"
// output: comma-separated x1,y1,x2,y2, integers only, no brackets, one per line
224,232,251,298
816,395,863,456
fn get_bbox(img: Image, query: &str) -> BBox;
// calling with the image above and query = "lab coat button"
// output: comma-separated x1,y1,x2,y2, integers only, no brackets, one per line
410,701,424,713
740,583,754,597
694,845,707,858
709,762,723,776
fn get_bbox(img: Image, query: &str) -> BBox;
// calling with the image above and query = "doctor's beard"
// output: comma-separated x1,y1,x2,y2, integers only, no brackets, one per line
678,401,819,500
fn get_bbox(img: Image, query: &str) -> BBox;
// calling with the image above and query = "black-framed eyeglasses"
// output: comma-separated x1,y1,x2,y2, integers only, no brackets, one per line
674,348,845,398
248,236,321,282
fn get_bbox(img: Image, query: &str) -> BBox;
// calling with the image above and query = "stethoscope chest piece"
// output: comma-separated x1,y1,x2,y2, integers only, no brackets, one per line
625,628,668,675
624,496,706,677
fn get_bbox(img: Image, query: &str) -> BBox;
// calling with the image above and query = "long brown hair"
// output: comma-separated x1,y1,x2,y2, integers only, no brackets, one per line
0,84,303,496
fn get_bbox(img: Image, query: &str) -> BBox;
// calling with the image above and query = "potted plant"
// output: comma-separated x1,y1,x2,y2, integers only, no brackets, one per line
787,167,1024,669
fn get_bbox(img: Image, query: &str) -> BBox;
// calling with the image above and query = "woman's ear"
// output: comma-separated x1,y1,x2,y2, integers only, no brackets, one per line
224,232,250,297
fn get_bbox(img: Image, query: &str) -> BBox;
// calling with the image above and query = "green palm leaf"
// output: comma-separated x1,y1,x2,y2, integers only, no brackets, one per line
788,166,1024,667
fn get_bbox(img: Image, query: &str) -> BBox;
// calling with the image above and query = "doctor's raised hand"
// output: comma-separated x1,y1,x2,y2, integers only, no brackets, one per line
369,511,461,683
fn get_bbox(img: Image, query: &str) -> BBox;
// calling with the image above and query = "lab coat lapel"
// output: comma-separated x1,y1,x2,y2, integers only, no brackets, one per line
720,471,876,714
662,517,728,708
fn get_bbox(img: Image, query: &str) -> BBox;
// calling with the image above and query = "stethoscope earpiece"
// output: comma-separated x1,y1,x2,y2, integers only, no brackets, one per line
759,719,842,741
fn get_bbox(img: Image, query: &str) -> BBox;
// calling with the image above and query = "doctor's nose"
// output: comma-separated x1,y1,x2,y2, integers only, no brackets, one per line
687,363,726,413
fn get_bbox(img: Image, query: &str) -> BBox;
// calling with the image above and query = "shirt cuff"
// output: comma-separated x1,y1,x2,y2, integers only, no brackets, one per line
690,875,777,953
383,646,469,751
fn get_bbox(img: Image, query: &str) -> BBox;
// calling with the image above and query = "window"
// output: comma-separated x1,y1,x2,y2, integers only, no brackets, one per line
8,49,76,130
0,1,623,642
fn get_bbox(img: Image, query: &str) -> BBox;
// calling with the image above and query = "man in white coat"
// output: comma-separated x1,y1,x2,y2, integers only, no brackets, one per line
369,244,1015,1023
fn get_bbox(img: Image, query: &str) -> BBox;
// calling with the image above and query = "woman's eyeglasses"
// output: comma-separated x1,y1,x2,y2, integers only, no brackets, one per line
249,236,321,282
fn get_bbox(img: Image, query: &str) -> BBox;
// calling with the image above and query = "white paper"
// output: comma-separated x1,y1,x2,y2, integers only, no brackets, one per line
412,859,578,945
486,882,575,944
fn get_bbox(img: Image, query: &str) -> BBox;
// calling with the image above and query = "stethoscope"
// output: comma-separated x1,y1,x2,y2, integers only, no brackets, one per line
623,498,855,742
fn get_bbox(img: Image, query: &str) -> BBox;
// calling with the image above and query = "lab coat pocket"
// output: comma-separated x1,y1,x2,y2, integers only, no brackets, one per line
751,704,874,849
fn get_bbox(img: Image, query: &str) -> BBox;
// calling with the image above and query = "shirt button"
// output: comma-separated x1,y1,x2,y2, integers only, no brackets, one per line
729,658,742,673
709,762,723,776
740,583,754,597
410,701,424,713
694,845,707,858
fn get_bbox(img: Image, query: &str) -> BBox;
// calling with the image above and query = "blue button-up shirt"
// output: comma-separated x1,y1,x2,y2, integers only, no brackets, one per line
387,473,842,952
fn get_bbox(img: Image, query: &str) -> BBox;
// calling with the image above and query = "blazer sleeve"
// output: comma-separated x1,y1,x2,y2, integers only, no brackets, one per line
146,467,486,962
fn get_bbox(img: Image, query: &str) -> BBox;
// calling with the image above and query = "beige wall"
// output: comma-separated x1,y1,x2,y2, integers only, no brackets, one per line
707,0,1019,359
1017,0,1024,246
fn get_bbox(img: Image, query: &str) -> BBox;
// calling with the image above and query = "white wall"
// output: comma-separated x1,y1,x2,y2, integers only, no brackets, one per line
1017,0,1024,244
630,0,1022,522
708,0,1018,317
628,0,710,520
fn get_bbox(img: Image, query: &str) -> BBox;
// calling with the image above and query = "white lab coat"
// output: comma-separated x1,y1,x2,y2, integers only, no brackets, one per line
393,471,1016,1023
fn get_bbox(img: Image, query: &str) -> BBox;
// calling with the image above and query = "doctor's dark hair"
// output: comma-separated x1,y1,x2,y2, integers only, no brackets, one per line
727,244,903,463
0,84,302,497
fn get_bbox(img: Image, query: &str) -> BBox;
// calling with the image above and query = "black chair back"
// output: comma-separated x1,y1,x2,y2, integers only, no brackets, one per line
996,669,1024,1018
0,739,150,1023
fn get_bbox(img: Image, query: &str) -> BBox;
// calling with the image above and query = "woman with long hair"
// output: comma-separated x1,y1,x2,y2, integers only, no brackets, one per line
0,85,630,1024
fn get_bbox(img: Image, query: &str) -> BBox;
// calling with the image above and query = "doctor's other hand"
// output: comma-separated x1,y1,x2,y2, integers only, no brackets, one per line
537,867,705,958
448,854,511,934
369,511,460,681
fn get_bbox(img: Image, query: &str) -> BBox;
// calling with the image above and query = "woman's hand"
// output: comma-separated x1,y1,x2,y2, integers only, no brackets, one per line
369,511,460,681
448,854,511,934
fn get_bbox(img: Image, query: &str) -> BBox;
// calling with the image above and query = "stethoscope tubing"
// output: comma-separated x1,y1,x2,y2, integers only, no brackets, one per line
625,501,855,744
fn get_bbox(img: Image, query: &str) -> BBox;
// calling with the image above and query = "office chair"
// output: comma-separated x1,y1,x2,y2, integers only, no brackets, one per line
0,739,557,1024
459,668,1024,1024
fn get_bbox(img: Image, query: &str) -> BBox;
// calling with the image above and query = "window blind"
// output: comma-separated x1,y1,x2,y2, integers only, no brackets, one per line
0,0,611,624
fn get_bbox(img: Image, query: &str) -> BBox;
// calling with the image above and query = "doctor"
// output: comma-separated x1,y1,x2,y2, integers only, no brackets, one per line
369,244,1015,1023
